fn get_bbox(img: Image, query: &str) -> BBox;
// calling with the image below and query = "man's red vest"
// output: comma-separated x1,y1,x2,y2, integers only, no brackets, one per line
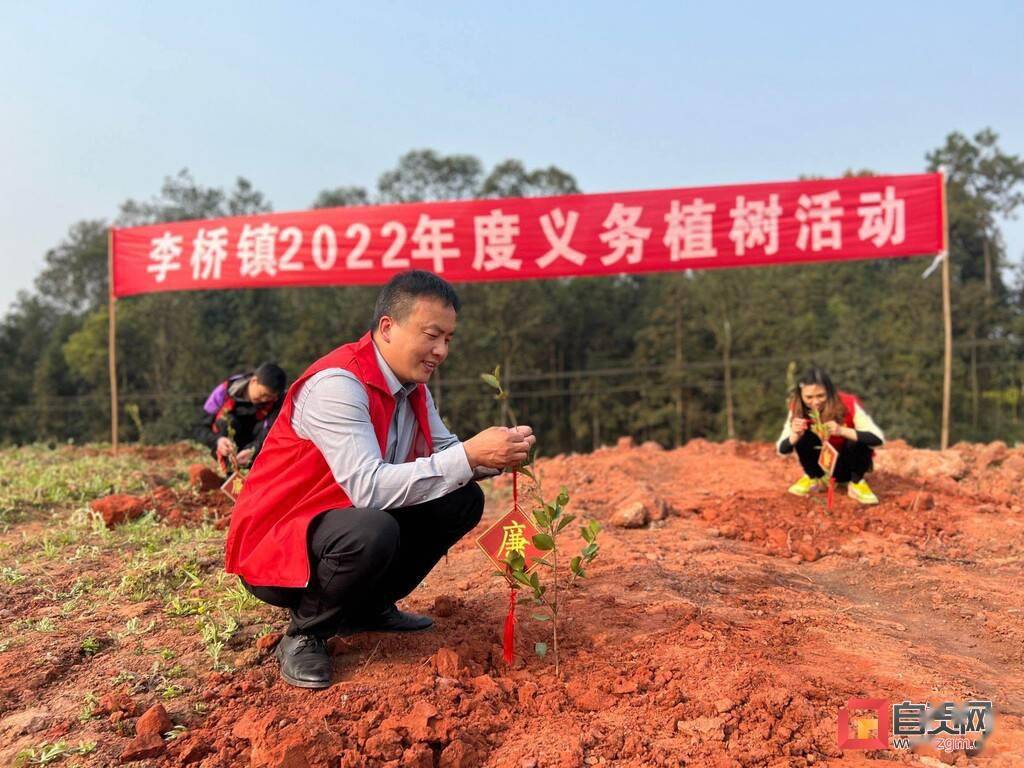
224,332,433,588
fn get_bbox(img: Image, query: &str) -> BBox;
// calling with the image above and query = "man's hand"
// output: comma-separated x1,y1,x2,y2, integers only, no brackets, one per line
789,416,808,445
464,425,536,470
236,447,255,466
216,437,237,458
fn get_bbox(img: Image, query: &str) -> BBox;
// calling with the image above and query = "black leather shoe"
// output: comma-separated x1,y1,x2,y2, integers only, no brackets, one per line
343,604,434,634
275,634,332,688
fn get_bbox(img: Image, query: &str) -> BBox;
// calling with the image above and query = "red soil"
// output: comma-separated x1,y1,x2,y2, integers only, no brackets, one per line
2,439,1023,767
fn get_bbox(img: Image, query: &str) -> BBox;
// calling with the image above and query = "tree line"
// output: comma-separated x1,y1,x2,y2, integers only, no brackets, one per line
2,130,1022,452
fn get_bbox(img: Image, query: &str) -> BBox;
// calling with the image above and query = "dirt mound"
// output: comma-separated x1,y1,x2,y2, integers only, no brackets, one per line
189,463,226,492
90,493,148,527
90,483,234,530
876,439,1024,504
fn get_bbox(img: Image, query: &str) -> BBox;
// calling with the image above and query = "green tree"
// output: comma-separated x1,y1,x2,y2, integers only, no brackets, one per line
378,150,483,203
34,220,109,315
311,186,371,209
927,129,1024,439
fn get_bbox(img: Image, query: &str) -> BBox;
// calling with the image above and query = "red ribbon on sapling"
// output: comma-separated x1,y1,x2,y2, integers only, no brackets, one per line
502,471,520,664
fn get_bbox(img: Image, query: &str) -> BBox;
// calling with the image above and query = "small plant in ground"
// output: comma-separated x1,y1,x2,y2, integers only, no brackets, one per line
504,488,601,675
77,693,99,722
39,537,61,558
79,636,101,655
111,670,136,687
176,563,202,589
117,616,156,638
198,614,238,670
14,740,95,766
160,682,185,700
1,566,25,584
205,636,224,669
165,725,188,740
15,741,70,766
71,544,100,560
88,513,110,537
224,580,261,615
165,595,205,617
481,366,602,675
47,576,94,604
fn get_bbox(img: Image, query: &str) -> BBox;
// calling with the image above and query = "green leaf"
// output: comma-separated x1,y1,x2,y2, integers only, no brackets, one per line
570,556,582,574
516,466,536,482
532,533,555,551
533,508,550,529
494,365,501,380
588,520,602,537
581,526,594,544
535,642,548,657
556,514,577,533
529,572,541,589
480,373,501,391
557,487,570,507
532,613,551,622
582,542,598,559
512,571,532,588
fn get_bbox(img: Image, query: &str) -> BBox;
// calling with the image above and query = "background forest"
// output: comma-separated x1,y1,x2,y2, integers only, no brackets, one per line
2,129,1022,452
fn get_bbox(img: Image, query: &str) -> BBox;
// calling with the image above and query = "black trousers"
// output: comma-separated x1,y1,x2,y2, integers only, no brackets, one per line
243,482,484,638
795,432,873,483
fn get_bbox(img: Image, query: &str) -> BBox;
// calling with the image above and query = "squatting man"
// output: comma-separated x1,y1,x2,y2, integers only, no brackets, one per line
225,270,535,688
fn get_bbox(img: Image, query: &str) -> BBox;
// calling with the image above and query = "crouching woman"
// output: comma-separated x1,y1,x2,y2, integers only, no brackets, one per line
777,367,884,504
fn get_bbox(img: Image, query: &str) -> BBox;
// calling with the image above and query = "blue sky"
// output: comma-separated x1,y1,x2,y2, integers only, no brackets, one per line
1,1,1021,313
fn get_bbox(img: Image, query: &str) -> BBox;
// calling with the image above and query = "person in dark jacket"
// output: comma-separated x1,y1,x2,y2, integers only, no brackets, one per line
195,362,287,468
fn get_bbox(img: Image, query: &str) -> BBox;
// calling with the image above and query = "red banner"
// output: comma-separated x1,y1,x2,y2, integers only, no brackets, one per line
111,173,944,297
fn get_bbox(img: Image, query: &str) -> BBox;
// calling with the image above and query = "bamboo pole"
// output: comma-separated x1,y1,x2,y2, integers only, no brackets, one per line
940,169,952,450
108,229,119,453
723,318,735,439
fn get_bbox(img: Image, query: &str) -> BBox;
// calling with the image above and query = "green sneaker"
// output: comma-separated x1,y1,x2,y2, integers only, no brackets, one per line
788,475,823,497
848,479,879,505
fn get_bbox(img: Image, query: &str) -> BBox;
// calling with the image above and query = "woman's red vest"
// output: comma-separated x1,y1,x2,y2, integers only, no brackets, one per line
828,392,862,450
224,332,432,588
